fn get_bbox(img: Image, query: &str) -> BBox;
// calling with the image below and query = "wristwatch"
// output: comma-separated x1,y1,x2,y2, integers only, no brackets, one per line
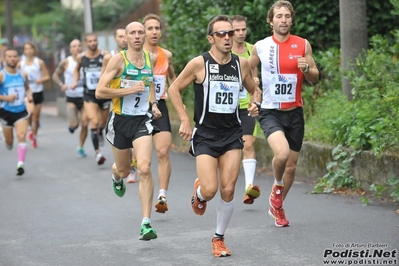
301,63,310,73
58,82,64,87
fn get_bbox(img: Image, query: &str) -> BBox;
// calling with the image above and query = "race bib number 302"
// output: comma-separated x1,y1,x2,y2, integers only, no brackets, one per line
268,74,297,103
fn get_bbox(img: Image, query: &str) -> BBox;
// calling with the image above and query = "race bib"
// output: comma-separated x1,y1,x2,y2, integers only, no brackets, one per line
208,81,240,113
154,75,166,100
8,87,25,106
120,79,149,116
268,74,297,103
85,71,101,90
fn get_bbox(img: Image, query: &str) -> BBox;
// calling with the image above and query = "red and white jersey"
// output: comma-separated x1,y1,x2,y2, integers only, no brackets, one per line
255,35,307,109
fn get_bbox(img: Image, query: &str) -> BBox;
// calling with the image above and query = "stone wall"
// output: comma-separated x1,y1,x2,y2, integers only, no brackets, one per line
166,101,398,194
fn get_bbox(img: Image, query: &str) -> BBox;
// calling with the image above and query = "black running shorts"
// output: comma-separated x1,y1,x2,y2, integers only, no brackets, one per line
239,108,256,136
189,126,244,158
105,111,159,149
32,91,44,105
84,93,111,110
152,99,171,132
257,107,304,152
0,109,29,127
66,97,84,110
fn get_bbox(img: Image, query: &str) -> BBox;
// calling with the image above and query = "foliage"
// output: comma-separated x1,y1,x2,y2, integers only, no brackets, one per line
305,31,399,155
360,176,399,205
313,145,361,194
161,0,398,105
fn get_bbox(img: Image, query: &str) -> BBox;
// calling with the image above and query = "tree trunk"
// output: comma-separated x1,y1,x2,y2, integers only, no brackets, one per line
339,0,368,101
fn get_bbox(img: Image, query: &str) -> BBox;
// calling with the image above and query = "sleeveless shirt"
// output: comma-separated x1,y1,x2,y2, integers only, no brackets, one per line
153,47,168,100
255,35,306,109
193,52,242,130
0,69,27,113
64,56,84,98
81,50,104,96
20,57,43,93
232,42,253,109
109,50,153,116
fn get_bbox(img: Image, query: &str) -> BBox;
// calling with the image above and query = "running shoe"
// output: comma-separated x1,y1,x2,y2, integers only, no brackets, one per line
190,178,207,215
16,166,24,176
126,168,138,183
96,153,105,165
32,138,38,149
77,147,86,158
155,196,168,213
268,206,290,227
6,143,13,150
139,222,157,241
112,177,126,197
212,237,231,257
68,127,75,134
243,184,261,204
269,184,284,209
28,129,33,141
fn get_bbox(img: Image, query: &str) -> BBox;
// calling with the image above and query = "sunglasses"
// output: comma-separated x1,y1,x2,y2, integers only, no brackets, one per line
209,30,235,38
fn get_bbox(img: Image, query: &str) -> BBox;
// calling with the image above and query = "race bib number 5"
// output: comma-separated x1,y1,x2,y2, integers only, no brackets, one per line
268,74,297,103
154,75,166,100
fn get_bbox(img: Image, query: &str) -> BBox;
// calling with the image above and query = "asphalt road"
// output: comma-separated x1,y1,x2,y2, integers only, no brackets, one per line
0,107,398,266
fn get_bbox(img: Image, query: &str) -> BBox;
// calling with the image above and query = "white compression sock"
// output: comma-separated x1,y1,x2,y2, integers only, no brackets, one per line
243,159,257,187
274,178,284,186
159,189,167,198
196,186,206,201
215,198,235,236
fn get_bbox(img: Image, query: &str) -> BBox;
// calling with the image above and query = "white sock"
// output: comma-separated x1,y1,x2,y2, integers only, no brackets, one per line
216,198,235,236
274,178,284,186
243,159,257,187
196,186,205,201
159,189,167,198
112,174,121,183
141,217,151,225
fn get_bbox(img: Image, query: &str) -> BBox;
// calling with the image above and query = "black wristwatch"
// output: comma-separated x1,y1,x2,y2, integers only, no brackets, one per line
253,102,261,112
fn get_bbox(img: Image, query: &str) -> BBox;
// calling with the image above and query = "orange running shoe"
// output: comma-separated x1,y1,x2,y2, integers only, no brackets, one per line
243,184,260,204
155,196,168,213
212,237,231,257
269,184,284,209
190,178,207,215
268,206,290,227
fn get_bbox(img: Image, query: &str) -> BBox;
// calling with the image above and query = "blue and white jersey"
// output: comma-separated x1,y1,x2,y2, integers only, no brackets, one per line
0,69,27,113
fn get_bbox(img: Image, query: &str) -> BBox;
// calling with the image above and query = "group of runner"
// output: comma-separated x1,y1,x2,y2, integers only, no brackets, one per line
0,0,319,258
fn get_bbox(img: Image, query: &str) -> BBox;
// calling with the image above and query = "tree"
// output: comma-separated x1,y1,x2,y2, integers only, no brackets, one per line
339,0,368,101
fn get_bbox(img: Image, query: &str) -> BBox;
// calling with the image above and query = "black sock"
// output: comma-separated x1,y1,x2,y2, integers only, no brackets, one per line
214,233,224,239
91,128,99,150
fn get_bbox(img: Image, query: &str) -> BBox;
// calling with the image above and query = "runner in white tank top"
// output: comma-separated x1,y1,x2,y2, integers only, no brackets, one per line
18,42,50,148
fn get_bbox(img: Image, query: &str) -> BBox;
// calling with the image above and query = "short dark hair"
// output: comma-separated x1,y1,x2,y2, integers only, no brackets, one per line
207,14,231,36
113,27,125,37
